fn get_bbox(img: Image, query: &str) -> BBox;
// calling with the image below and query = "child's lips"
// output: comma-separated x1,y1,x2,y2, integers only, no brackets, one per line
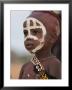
25,43,34,49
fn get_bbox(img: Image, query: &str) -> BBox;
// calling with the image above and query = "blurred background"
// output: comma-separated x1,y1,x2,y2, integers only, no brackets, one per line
10,10,33,79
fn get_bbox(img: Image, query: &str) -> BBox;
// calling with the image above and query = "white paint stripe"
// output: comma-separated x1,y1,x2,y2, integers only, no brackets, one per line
24,17,46,36
32,42,44,53
24,17,47,53
33,19,36,27
24,35,38,41
23,26,43,30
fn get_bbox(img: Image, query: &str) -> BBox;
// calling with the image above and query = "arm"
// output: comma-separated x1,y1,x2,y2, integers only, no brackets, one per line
49,59,61,79
19,64,25,79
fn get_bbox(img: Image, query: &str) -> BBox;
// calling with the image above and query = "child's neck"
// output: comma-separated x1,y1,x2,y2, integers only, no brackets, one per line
35,48,52,61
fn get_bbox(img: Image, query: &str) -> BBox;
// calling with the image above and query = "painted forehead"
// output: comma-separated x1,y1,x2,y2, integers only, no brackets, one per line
23,17,46,36
23,18,41,28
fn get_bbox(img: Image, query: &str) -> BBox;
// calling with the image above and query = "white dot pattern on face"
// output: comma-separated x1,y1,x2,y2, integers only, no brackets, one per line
23,17,47,53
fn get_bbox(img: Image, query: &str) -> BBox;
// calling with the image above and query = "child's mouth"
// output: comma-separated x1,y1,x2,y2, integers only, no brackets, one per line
25,43,34,50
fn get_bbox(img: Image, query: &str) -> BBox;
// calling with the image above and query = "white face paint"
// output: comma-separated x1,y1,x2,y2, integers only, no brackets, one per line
23,17,47,53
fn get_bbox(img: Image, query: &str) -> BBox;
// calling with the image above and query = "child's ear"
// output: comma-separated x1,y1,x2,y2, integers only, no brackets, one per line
47,35,57,44
50,38,56,44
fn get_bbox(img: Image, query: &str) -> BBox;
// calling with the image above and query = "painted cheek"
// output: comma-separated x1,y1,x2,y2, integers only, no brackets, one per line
37,33,43,40
34,40,40,47
24,35,38,41
24,40,40,52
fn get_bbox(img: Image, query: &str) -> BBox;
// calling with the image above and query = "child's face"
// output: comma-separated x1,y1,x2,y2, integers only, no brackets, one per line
23,17,46,53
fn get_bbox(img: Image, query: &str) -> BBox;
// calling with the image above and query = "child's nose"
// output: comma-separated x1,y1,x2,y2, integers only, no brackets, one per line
26,38,31,41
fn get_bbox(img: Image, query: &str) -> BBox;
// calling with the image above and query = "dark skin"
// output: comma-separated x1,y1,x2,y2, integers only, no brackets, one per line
24,28,43,52
35,34,55,60
19,27,61,79
23,28,55,61
35,47,52,61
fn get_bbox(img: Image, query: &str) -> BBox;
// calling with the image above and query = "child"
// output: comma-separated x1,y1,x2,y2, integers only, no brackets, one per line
19,11,61,79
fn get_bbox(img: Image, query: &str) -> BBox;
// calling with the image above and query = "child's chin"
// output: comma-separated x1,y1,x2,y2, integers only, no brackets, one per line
27,49,35,54
26,49,33,53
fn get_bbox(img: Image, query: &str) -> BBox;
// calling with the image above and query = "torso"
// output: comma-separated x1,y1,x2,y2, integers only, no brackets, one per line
19,56,61,79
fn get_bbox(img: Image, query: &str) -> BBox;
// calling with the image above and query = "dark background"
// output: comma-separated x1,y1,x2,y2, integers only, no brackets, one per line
0,0,71,89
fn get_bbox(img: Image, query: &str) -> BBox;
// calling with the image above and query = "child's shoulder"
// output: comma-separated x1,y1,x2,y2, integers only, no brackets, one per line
47,57,61,79
19,61,33,79
47,56,61,65
21,61,33,70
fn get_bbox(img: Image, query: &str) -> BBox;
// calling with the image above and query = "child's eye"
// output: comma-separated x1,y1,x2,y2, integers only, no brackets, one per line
31,29,41,35
23,30,28,37
32,30,38,35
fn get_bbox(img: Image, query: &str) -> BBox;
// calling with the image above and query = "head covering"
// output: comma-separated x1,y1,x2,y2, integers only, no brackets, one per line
28,11,61,40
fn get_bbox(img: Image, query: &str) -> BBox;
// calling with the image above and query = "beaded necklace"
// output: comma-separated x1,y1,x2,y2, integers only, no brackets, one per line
31,55,48,79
